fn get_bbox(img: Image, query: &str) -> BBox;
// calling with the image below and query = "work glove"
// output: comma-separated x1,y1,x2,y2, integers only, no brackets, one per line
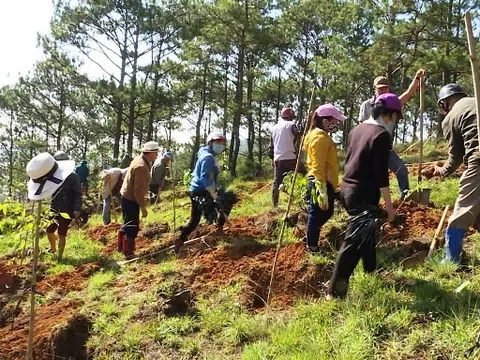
311,180,328,211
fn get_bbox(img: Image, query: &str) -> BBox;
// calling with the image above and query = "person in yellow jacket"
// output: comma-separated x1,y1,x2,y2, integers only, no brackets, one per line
303,104,346,252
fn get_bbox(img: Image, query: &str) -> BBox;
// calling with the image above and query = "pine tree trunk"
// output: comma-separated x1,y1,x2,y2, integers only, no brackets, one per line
222,53,229,137
246,65,254,163
127,25,140,157
147,73,160,141
257,101,263,167
230,42,245,177
190,62,208,171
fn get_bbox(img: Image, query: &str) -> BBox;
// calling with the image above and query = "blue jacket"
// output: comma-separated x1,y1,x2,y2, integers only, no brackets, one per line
75,160,89,184
190,146,219,192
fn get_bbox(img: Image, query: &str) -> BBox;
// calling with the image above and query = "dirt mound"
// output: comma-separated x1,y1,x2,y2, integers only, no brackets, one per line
0,300,84,360
141,223,170,239
0,264,23,294
379,201,444,260
89,222,121,244
185,241,329,309
37,262,100,295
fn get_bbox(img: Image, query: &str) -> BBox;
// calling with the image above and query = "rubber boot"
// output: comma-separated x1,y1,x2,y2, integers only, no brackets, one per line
124,237,136,260
272,188,279,208
117,230,124,253
443,227,466,264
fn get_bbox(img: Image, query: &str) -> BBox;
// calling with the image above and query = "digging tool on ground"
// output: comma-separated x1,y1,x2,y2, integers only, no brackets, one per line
406,78,431,205
116,229,220,266
465,12,480,155
267,85,316,306
426,205,450,260
27,200,42,360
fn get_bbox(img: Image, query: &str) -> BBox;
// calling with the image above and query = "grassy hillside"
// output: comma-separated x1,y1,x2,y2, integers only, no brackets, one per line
1,143,480,359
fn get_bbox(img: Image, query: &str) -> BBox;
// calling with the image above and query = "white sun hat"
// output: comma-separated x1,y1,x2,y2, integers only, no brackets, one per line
26,152,75,201
141,141,160,153
206,132,226,143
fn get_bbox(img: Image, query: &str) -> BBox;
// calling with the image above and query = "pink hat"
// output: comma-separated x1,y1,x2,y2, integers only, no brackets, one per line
315,104,347,121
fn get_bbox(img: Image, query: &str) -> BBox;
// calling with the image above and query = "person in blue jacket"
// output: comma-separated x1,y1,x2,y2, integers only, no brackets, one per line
174,132,226,253
75,159,90,194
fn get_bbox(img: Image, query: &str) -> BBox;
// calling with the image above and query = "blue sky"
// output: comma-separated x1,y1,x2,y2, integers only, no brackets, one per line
0,0,52,85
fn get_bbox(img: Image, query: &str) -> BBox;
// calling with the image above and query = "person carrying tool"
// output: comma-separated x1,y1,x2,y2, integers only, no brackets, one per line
74,159,90,195
329,93,402,298
269,106,306,208
32,151,81,261
358,69,427,199
100,167,127,225
149,151,173,204
118,141,159,259
174,132,227,253
433,84,480,263
303,104,346,253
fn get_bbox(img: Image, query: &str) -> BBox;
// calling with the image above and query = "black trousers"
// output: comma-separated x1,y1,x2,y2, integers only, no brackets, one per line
180,190,226,242
328,192,379,297
272,159,306,206
120,197,140,238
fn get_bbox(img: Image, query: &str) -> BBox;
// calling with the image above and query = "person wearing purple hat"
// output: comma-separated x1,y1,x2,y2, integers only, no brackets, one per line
329,93,402,298
303,104,346,253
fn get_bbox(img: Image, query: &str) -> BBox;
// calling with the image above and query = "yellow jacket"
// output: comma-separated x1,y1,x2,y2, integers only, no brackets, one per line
303,128,339,189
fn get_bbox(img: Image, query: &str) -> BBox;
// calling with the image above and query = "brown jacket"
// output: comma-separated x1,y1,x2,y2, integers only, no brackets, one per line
120,155,151,208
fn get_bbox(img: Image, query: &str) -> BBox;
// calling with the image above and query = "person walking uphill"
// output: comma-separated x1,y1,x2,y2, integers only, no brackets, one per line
329,93,401,298
75,159,89,195
269,106,306,208
358,69,426,199
149,151,173,204
118,141,159,259
433,84,480,263
26,151,82,261
174,132,227,253
303,104,346,253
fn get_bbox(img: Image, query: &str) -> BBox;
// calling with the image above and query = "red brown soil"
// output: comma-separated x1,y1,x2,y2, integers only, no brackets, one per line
379,201,445,259
36,262,100,294
0,299,83,360
184,241,329,309
88,222,121,245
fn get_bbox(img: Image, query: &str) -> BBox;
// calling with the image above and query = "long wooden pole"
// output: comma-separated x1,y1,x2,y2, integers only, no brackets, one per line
27,200,42,360
417,78,424,185
266,85,316,306
426,205,449,260
171,162,176,234
465,12,480,154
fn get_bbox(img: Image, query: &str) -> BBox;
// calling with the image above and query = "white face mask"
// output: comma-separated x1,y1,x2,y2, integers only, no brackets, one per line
377,115,396,134
212,143,225,155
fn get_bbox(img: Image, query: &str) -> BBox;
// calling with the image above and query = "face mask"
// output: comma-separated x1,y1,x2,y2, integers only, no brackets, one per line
322,118,339,133
385,121,396,134
212,143,225,155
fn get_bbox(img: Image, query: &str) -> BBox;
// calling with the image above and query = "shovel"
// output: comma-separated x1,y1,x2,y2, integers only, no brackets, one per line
406,77,431,205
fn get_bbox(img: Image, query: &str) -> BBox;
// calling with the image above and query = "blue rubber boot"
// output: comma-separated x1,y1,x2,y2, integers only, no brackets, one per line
443,227,466,263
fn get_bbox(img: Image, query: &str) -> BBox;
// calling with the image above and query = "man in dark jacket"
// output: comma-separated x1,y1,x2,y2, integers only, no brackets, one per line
47,151,83,260
434,84,480,263
149,151,173,204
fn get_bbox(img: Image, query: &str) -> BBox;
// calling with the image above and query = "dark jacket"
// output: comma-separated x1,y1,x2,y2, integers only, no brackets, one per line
75,160,89,184
440,97,480,176
50,173,83,215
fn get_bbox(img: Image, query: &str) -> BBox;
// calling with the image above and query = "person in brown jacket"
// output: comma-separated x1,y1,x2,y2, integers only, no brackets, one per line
118,141,159,259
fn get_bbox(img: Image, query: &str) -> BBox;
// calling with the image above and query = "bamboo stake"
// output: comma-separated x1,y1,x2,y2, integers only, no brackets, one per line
417,78,425,185
27,200,42,360
267,85,316,306
171,163,176,234
426,205,449,260
465,12,480,154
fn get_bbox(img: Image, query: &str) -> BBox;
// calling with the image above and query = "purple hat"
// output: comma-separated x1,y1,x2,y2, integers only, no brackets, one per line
315,104,347,121
375,93,402,112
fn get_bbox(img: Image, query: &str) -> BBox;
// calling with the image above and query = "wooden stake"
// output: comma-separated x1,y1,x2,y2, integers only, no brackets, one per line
465,12,480,154
417,78,425,185
267,85,316,306
171,163,176,234
27,200,42,360
426,205,449,260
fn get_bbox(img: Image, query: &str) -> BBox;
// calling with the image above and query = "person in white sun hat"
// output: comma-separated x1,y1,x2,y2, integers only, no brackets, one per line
26,151,82,260
118,141,159,259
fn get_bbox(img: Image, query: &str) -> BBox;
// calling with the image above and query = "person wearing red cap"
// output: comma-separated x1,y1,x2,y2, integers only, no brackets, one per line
329,93,402,298
358,69,426,199
303,104,346,252
268,106,306,207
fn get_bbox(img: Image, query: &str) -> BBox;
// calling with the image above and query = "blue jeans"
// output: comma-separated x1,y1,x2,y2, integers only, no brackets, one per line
103,197,112,225
388,150,409,197
306,180,335,248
